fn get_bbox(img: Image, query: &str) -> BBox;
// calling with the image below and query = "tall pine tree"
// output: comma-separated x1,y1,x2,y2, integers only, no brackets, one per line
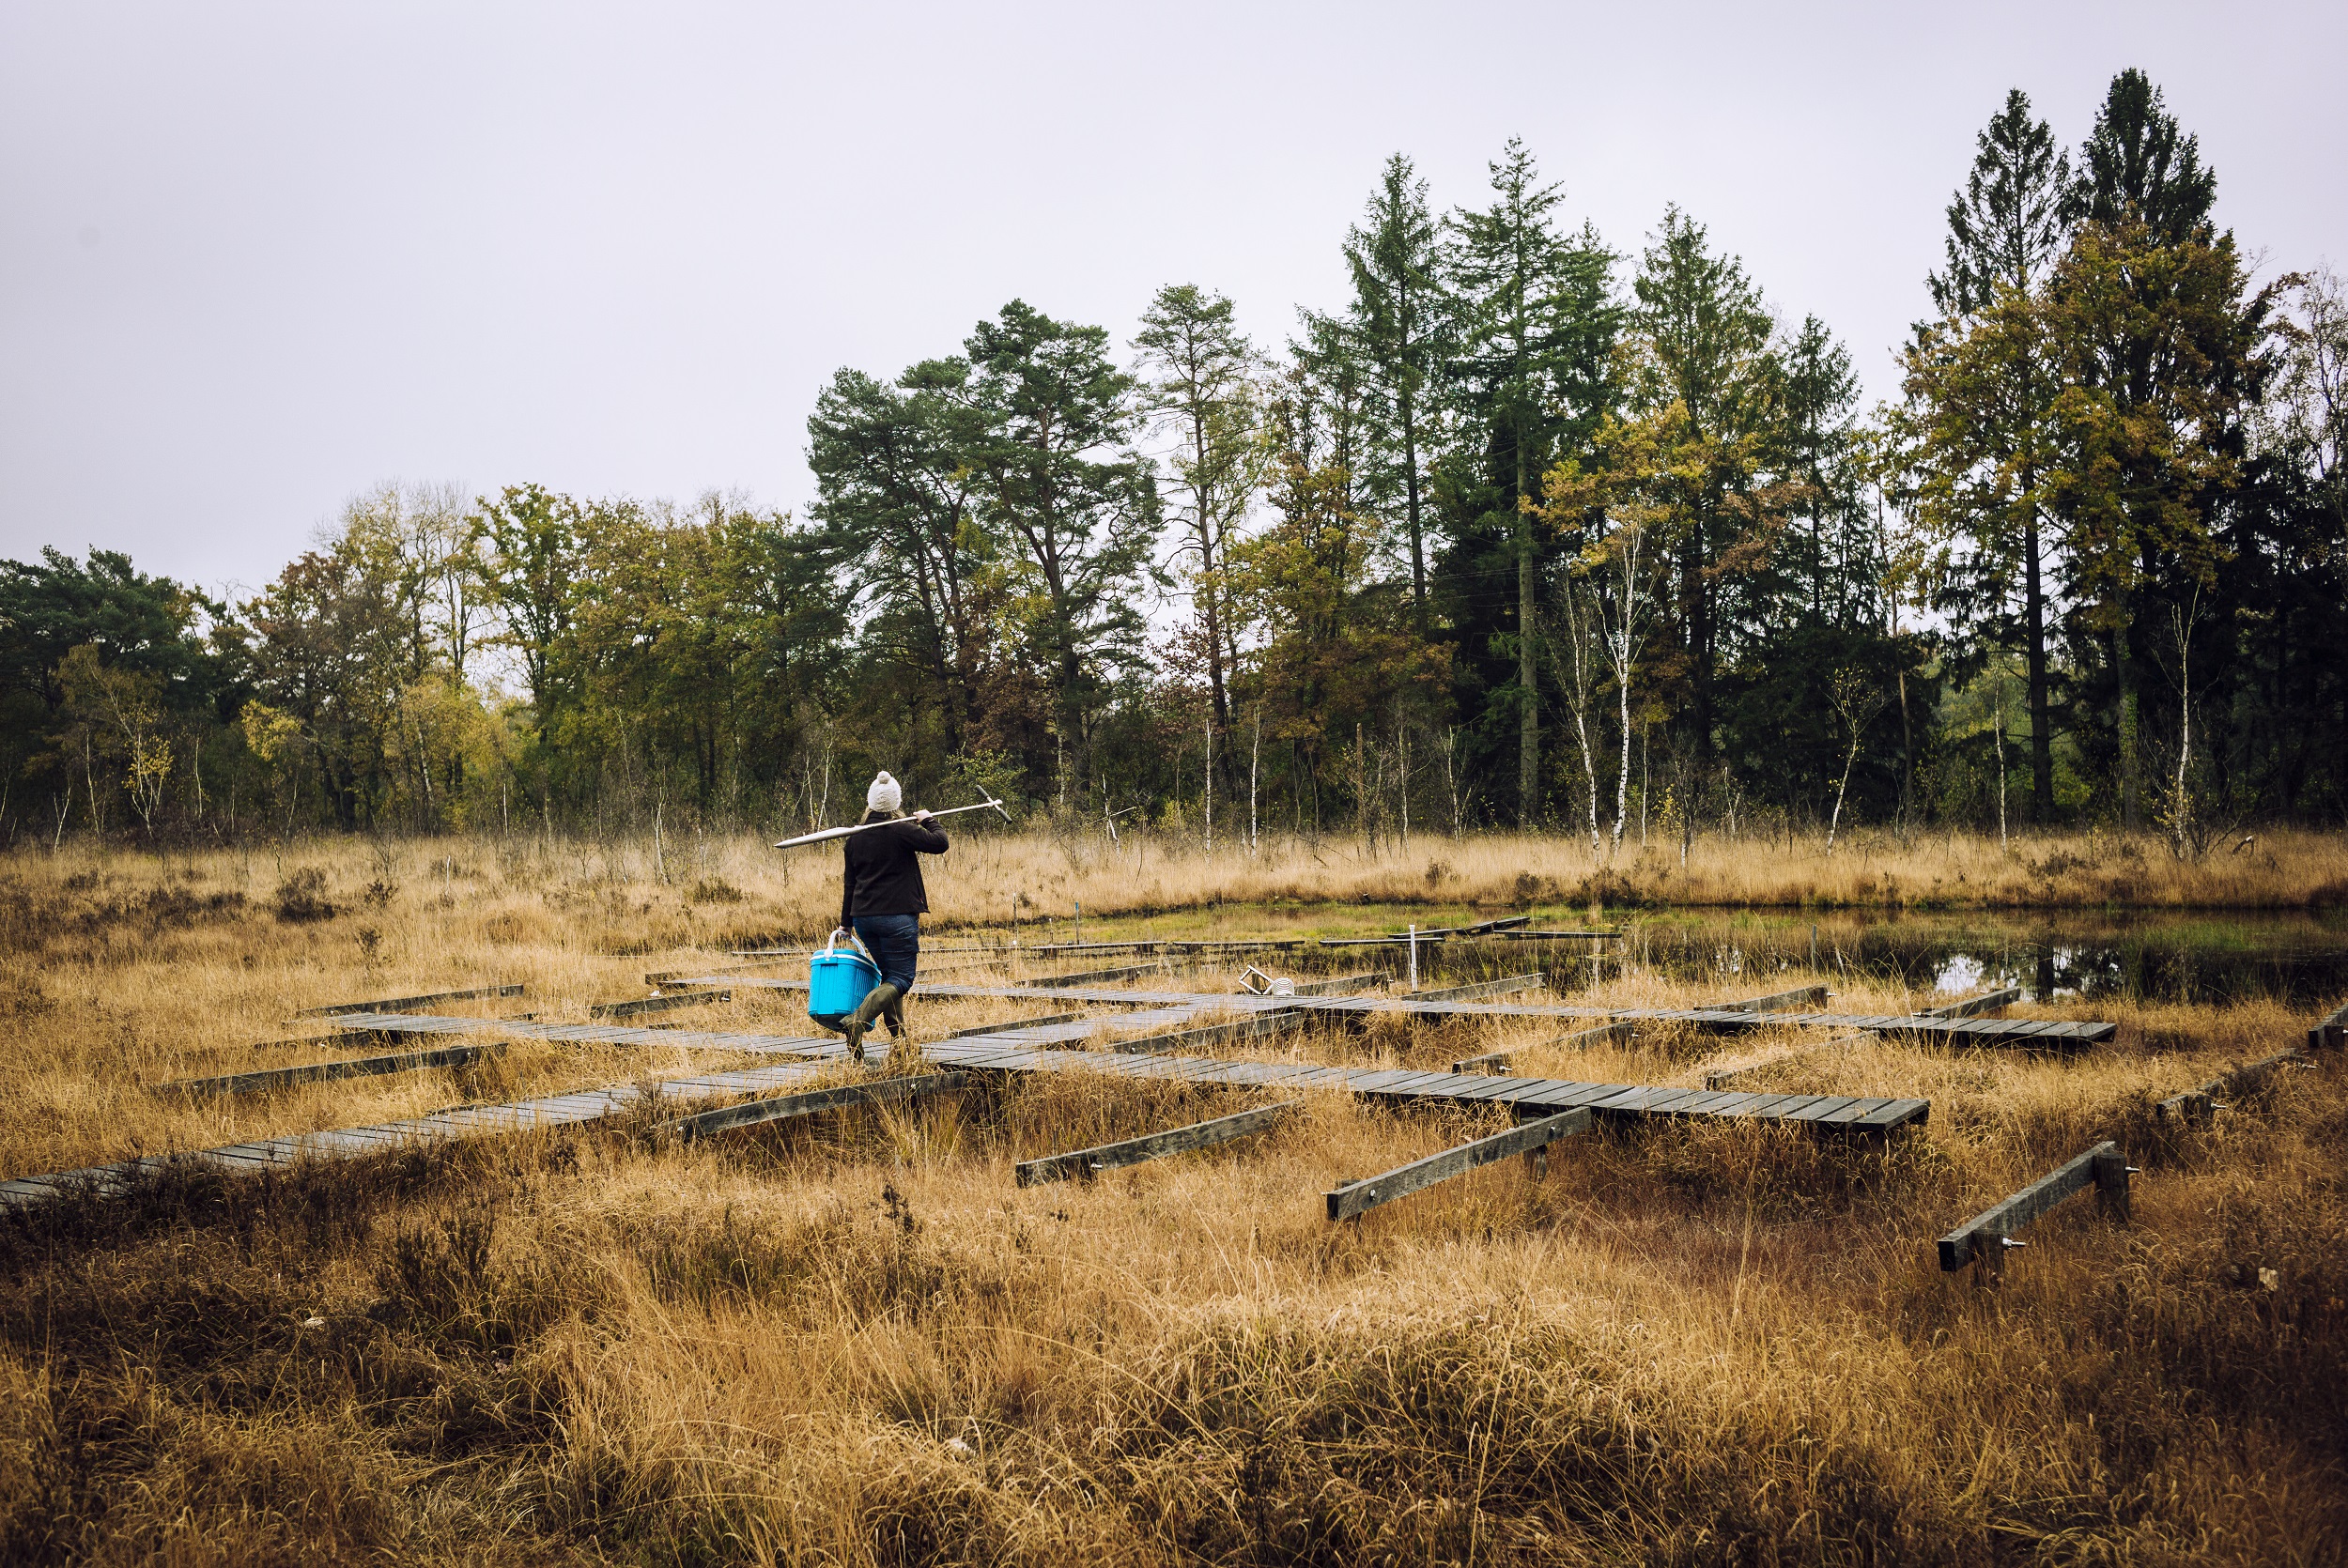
1443,139,1615,824
1630,208,1778,764
1341,155,1450,632
1908,88,2073,818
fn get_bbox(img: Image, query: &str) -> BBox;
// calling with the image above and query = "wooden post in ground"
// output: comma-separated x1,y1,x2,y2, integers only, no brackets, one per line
1938,1140,2131,1282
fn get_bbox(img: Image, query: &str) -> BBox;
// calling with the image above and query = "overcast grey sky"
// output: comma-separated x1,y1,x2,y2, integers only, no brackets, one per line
4,1,2340,601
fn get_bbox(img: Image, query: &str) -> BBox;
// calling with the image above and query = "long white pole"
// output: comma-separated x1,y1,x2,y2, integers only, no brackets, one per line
772,796,1009,850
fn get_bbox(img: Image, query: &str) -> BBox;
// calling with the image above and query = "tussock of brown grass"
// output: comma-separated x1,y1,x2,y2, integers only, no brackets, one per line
1,841,2344,1561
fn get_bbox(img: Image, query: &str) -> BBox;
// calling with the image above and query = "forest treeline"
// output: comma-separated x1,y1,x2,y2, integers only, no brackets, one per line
4,70,2343,853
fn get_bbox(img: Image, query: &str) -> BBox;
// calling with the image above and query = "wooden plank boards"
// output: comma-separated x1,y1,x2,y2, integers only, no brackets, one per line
328,1010,833,1056
2312,998,2348,1053
1413,973,1545,1003
592,989,731,1019
1108,1009,1308,1056
663,1072,965,1141
1920,988,2022,1018
767,981,2112,1049
2157,1048,2310,1121
1326,1108,1591,1221
153,1045,490,1098
2,989,1934,1210
297,984,523,1018
331,1005,1944,1127
1016,1101,1294,1186
1713,984,1830,1013
1,1056,840,1205
1451,1021,1631,1074
1031,963,1158,988
1937,1141,2129,1271
1291,973,1387,996
1019,938,1314,957
1419,915,1534,938
1495,929,1622,940
946,1012,1078,1038
1701,1031,1869,1091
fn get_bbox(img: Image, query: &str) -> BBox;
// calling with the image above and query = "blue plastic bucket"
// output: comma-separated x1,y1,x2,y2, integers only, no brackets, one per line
809,932,878,1028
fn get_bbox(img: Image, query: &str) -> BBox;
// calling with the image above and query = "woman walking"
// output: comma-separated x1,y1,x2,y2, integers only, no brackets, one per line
838,771,950,1063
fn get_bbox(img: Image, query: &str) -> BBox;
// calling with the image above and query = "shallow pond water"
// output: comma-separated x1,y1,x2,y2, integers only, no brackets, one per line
1601,910,2348,1007
1071,901,2348,1008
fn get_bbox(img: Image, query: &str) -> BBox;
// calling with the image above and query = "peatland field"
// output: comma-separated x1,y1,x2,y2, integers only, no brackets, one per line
0,832,2342,1565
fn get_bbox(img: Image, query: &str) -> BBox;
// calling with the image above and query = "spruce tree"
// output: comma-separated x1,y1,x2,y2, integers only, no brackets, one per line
1915,88,2073,819
1929,89,2072,318
1341,155,1449,632
2065,68,2216,242
2059,69,2224,825
1630,208,1776,764
1444,138,1615,825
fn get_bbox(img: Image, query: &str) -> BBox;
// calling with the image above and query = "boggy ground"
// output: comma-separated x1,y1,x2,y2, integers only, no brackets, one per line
0,840,2343,1564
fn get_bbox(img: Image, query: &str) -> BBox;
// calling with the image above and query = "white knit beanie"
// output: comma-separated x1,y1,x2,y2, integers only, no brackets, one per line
866,772,902,813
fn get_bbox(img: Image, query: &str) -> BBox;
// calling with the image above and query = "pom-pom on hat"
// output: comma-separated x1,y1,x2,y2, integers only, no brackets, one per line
866,772,902,813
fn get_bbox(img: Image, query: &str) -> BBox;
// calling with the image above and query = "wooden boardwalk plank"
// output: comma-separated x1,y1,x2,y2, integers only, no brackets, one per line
592,989,731,1020
1778,1096,1864,1124
1938,1142,2129,1272
664,1073,965,1141
683,976,2111,1046
1017,1101,1295,1187
4,991,1933,1207
154,1045,489,1099
946,1012,1077,1038
2158,1048,2311,1121
1452,1020,1631,1074
1326,1107,1591,1221
1411,974,1545,1004
1108,1008,1308,1057
1712,984,1830,1013
298,984,524,1018
1920,988,2021,1018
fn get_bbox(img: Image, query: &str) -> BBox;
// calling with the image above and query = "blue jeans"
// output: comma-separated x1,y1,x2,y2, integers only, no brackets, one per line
851,914,920,993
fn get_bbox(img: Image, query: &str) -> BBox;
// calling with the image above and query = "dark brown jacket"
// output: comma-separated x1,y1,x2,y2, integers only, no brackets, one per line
841,812,950,921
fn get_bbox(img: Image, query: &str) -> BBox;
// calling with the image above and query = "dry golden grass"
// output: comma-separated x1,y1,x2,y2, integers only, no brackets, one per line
0,839,2343,1563
937,822,2348,920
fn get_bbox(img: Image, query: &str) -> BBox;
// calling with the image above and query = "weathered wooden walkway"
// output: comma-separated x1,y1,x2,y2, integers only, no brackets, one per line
0,993,1933,1206
675,976,2118,1049
3,1053,835,1205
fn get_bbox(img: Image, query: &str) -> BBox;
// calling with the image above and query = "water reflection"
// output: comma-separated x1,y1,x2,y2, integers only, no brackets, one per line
1621,914,2348,1007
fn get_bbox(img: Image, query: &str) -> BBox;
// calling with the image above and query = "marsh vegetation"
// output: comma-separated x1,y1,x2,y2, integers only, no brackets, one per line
0,836,2341,1562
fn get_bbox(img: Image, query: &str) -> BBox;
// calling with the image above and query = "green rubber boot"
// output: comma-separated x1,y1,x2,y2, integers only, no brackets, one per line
882,990,915,1073
841,982,901,1064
